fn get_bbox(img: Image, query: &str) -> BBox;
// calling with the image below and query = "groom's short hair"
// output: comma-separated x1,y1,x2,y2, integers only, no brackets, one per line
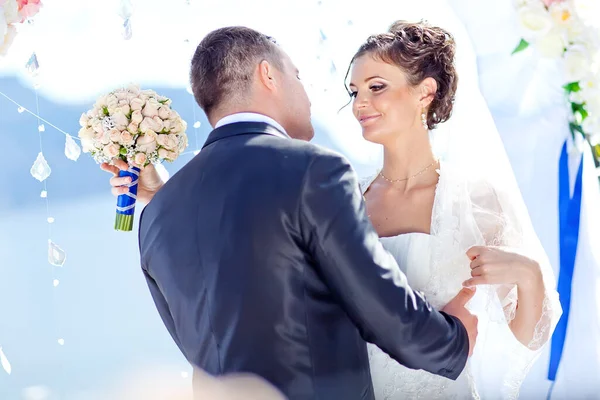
190,26,285,118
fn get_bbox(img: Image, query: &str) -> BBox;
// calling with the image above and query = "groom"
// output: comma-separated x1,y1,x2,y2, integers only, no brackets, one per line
129,27,477,399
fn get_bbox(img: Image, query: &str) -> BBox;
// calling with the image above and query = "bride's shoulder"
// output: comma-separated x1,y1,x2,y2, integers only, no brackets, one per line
438,160,498,201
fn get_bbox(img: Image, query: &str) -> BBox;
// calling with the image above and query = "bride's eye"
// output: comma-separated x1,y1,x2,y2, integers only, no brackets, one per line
370,84,385,92
349,91,358,98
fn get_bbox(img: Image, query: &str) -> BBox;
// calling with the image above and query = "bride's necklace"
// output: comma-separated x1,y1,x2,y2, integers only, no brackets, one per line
378,159,438,184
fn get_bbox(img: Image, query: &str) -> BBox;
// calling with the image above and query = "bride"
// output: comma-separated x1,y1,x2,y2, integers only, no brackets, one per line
102,20,561,400
346,21,561,399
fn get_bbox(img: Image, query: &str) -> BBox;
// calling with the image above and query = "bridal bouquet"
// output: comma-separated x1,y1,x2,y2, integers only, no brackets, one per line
79,85,188,231
0,0,43,55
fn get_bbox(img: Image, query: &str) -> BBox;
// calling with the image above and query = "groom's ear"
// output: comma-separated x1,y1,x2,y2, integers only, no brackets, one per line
257,60,278,92
419,77,437,107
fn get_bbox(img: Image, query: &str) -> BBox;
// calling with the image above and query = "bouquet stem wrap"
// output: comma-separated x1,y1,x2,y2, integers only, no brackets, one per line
114,166,140,231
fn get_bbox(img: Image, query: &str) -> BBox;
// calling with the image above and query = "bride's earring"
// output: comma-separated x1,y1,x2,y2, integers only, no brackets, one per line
421,109,428,130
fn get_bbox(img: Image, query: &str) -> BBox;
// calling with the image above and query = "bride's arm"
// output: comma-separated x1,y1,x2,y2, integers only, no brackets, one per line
465,182,557,349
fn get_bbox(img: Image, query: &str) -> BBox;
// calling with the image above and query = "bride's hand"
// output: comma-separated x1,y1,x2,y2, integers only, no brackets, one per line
100,158,164,205
463,246,543,290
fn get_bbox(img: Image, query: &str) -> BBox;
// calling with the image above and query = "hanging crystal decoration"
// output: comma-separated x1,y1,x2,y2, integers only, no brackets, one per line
48,240,66,267
53,279,60,287
193,121,201,129
25,53,39,76
122,18,132,40
47,217,55,224
0,347,10,374
40,190,47,198
118,0,134,40
64,135,81,161
17,106,25,113
38,124,45,132
57,339,65,346
30,152,51,182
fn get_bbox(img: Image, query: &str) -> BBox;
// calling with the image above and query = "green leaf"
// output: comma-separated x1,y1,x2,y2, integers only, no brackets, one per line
103,106,109,116
569,122,585,138
511,39,530,55
563,82,581,93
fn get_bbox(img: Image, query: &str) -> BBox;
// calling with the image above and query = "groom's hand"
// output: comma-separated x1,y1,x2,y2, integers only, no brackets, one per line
100,158,164,205
442,288,478,356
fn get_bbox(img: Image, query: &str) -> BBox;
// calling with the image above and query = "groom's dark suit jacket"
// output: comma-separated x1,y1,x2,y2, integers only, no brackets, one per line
138,122,469,399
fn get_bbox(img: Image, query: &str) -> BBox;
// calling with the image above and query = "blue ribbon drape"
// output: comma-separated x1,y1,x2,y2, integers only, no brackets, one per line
548,140,584,383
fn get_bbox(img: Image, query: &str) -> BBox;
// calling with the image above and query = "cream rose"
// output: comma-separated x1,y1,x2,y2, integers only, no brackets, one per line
119,103,131,116
109,128,121,143
535,29,566,58
81,138,95,153
152,116,165,132
158,148,177,160
0,22,17,55
79,113,90,128
158,106,172,120
78,127,95,140
136,132,158,153
142,100,160,118
157,134,178,150
3,0,19,24
120,131,135,146
564,47,589,82
140,116,163,133
131,110,143,124
91,119,104,133
127,122,139,135
133,152,147,167
518,4,553,39
111,111,129,129
130,98,145,111
103,143,121,159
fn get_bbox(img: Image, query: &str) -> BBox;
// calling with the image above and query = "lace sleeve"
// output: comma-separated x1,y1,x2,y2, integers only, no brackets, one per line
466,178,562,399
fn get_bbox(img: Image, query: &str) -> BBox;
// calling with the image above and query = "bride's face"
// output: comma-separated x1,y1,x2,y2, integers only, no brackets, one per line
348,55,422,145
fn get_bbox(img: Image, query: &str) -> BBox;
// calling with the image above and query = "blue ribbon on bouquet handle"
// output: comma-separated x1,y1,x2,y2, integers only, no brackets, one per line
116,166,140,215
548,140,583,385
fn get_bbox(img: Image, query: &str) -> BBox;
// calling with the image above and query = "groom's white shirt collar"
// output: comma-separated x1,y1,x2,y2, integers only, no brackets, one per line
214,113,289,139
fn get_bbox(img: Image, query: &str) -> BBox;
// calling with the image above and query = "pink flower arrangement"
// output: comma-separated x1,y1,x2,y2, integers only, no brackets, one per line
0,0,42,56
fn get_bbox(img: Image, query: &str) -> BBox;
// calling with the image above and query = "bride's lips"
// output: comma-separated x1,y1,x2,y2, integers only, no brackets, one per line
358,114,381,126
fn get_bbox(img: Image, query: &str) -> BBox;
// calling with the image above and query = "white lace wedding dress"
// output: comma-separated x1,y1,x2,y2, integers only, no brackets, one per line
359,161,561,400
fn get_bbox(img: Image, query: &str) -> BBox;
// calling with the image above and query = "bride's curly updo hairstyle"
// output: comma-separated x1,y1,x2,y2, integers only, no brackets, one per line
348,20,458,130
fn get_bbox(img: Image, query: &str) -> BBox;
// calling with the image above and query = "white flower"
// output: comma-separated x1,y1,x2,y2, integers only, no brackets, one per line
564,47,590,82
109,129,121,143
3,0,20,24
534,29,566,58
140,116,163,134
158,148,177,161
177,133,188,152
135,132,158,153
0,24,17,56
158,106,171,120
549,2,575,26
103,143,121,159
91,119,104,133
120,131,135,146
152,116,164,132
127,122,139,135
157,134,179,150
133,152,147,167
79,113,90,128
78,126,95,140
119,103,131,116
169,118,187,134
517,3,553,40
130,97,145,111
111,110,129,129
81,137,95,153
131,110,143,124
142,99,160,118
589,131,600,146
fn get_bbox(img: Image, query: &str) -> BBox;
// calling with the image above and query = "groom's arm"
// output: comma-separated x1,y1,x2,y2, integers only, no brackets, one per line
300,150,469,380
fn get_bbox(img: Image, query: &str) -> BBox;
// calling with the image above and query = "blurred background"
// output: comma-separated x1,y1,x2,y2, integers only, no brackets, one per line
0,0,599,398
